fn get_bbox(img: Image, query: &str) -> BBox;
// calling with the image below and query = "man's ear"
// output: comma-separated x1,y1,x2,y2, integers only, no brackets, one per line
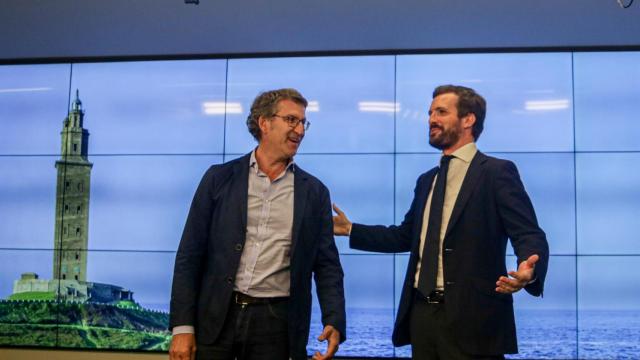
462,113,476,131
258,115,270,135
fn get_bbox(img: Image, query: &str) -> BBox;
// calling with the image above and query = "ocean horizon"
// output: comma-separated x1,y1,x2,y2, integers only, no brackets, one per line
307,308,640,359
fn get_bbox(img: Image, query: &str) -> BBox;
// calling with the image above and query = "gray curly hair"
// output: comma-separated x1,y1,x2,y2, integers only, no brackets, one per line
246,88,308,141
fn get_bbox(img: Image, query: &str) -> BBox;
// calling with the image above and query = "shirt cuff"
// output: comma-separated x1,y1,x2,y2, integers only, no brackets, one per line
172,325,195,335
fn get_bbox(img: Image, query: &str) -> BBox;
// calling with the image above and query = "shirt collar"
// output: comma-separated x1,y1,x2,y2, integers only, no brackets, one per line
249,149,296,175
448,142,477,164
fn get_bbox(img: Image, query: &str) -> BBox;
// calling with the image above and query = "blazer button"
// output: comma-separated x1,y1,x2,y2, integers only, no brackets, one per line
446,281,455,286
235,244,243,251
226,277,233,284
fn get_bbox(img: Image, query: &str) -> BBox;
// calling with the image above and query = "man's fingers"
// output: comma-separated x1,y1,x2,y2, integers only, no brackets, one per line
314,326,339,360
313,350,329,360
496,283,515,293
332,204,352,236
332,203,344,217
519,254,539,271
170,349,192,360
312,342,338,360
508,270,523,280
496,274,528,294
317,326,332,341
326,332,340,357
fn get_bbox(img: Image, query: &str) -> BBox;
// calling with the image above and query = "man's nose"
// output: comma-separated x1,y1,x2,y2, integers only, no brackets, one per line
293,121,305,134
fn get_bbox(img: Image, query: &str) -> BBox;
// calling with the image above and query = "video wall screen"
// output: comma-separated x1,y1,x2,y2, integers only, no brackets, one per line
1,51,639,359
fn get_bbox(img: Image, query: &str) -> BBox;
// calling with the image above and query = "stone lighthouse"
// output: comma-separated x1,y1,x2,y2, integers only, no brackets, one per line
52,90,93,282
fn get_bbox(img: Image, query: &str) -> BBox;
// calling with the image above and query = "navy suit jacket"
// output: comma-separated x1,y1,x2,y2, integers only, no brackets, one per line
351,151,549,355
170,153,346,359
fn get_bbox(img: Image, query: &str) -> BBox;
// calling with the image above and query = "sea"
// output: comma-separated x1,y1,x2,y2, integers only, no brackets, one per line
306,308,640,359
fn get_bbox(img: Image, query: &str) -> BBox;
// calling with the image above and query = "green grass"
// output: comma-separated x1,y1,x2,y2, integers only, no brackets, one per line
0,323,171,350
0,300,171,350
115,300,140,309
7,291,56,301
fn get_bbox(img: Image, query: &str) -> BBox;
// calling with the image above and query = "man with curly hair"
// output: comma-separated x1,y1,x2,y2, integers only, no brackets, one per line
170,88,345,360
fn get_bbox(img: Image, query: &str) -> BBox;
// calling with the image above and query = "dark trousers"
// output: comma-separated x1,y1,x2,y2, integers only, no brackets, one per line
410,296,505,360
196,299,290,360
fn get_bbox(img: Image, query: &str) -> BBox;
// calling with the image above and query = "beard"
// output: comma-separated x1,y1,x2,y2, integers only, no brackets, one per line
429,122,462,150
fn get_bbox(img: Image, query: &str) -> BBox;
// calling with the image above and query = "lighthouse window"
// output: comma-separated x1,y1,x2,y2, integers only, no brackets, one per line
75,253,79,260
76,205,81,214
78,182,83,192
65,204,69,213
76,227,81,236
65,181,70,189
73,143,78,152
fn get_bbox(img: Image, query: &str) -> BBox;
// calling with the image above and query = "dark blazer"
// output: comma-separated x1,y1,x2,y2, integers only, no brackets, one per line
170,153,346,359
350,151,549,355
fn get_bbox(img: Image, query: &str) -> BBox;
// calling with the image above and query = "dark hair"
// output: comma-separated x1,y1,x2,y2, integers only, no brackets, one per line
433,85,486,140
246,88,308,141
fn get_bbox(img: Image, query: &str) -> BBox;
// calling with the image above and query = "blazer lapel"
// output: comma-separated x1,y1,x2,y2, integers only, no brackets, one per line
291,167,309,257
444,151,487,240
411,169,437,253
230,153,251,231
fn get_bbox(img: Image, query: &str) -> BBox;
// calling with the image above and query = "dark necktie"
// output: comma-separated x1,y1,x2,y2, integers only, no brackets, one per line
417,155,454,297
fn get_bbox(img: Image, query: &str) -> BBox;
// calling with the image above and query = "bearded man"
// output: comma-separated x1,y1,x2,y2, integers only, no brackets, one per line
333,85,548,360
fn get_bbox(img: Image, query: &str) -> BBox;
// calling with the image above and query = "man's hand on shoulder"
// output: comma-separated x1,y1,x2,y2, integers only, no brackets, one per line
169,333,196,360
332,204,352,236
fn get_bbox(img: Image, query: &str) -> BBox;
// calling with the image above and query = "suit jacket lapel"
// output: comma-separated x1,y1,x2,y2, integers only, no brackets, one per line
291,166,308,256
444,151,487,240
231,153,251,231
412,169,437,254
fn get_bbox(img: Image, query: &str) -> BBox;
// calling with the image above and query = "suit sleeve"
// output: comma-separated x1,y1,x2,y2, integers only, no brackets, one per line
169,166,216,330
349,173,429,253
313,185,347,343
495,160,549,296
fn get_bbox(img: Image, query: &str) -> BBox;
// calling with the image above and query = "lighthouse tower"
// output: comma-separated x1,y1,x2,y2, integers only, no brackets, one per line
52,90,93,282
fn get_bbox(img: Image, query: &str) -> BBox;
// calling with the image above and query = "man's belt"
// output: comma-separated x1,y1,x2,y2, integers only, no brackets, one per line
416,290,445,304
233,291,289,306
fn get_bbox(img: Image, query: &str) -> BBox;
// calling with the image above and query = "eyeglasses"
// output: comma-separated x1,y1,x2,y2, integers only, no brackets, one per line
272,114,311,131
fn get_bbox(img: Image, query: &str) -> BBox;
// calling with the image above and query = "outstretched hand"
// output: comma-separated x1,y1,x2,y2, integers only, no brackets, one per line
496,254,539,294
332,204,352,236
312,325,340,360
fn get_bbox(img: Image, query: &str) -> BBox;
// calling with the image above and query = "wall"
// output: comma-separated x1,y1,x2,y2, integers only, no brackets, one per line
1,0,640,61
